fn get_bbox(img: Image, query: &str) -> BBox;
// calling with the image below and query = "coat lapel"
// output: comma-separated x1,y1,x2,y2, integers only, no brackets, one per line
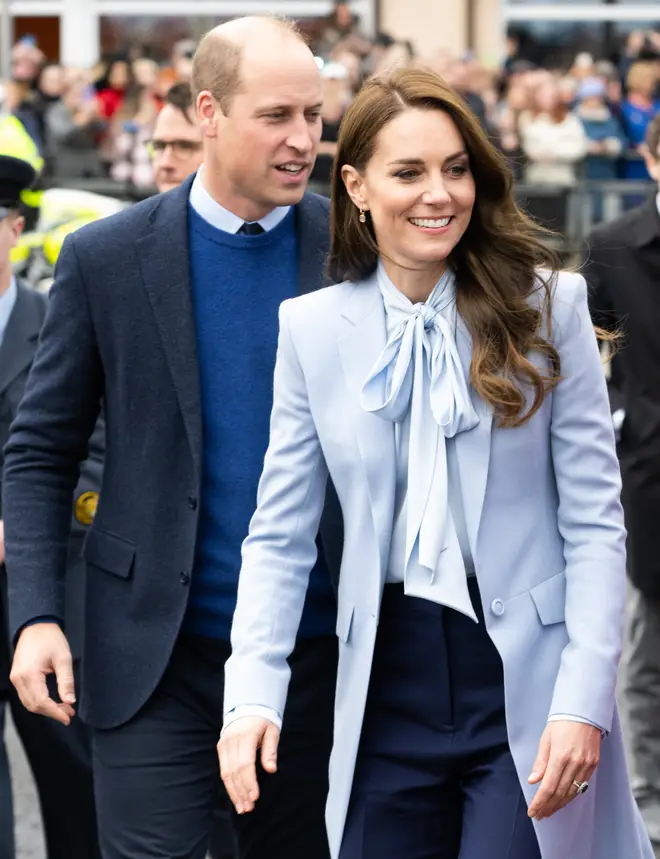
295,193,331,294
0,282,43,396
336,275,396,575
135,177,202,476
454,314,493,558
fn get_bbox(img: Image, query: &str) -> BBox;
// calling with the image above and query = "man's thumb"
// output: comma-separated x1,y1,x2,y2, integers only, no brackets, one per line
55,653,76,705
261,723,280,774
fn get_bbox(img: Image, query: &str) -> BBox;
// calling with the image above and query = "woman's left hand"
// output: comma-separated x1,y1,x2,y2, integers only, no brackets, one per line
527,721,601,821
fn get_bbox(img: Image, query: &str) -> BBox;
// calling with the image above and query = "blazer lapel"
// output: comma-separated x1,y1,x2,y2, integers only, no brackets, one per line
454,315,493,558
295,193,331,294
136,178,202,476
0,282,42,396
336,275,396,576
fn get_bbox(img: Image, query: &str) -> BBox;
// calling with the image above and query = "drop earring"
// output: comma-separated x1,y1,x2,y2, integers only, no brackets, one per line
359,209,367,223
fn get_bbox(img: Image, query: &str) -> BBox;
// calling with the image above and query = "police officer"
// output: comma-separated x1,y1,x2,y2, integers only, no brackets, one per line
0,154,101,859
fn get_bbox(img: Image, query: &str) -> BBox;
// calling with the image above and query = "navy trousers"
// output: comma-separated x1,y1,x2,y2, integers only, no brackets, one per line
340,578,542,859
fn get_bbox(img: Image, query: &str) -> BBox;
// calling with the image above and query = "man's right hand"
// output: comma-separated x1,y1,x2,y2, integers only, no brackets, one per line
10,623,76,726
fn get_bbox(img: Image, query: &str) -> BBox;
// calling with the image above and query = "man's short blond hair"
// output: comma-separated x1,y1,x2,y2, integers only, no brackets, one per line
191,16,307,113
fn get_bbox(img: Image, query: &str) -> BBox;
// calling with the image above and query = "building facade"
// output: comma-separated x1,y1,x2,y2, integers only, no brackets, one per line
0,0,658,71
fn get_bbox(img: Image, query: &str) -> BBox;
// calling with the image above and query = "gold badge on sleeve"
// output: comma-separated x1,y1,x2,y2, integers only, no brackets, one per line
75,491,99,526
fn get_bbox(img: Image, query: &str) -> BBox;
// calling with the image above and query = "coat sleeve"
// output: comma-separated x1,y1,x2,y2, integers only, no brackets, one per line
224,300,329,720
2,234,103,638
547,272,626,732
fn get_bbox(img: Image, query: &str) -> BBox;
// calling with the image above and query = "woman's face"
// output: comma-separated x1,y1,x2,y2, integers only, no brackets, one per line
40,65,64,98
343,108,476,273
535,80,561,114
109,61,130,90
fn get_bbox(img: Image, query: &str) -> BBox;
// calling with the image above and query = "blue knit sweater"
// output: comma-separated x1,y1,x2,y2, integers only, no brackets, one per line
182,205,336,640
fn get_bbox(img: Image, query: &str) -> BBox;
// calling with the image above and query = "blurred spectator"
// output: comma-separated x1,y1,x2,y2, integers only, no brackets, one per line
310,61,351,185
575,76,627,220
330,47,363,94
46,72,105,178
35,63,64,105
576,77,626,179
6,81,44,154
496,77,531,180
312,1,371,59
518,76,588,231
10,38,44,89
32,64,65,173
369,38,415,77
519,77,589,187
147,82,202,193
594,60,624,118
569,52,595,82
158,39,196,93
620,62,660,180
133,58,163,107
95,58,133,121
439,57,493,136
620,31,648,81
110,85,159,188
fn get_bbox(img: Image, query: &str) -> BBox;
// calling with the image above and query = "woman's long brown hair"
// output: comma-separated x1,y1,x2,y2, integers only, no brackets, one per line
328,66,564,428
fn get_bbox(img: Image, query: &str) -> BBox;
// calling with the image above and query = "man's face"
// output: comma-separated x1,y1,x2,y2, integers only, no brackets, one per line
201,41,323,222
11,45,40,84
150,104,203,193
0,211,24,278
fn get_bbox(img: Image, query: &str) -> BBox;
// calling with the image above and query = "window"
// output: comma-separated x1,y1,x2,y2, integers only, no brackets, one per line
507,19,658,67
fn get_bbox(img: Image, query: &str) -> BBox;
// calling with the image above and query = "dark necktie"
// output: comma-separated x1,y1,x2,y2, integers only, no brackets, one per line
238,222,265,236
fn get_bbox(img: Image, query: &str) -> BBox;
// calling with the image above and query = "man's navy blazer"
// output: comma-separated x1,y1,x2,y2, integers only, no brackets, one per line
2,176,342,728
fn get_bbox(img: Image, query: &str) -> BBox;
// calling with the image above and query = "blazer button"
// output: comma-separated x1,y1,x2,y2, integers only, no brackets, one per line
491,599,505,617
187,497,198,510
180,572,190,586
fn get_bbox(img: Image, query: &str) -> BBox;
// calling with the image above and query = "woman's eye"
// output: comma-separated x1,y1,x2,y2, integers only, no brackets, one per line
448,164,468,177
395,170,419,181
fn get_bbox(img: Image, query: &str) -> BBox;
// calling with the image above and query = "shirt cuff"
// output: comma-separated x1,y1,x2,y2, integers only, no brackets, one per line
222,705,282,736
548,713,607,737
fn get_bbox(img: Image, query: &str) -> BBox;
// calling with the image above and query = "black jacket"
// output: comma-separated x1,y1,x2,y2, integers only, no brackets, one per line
2,179,342,727
582,195,660,595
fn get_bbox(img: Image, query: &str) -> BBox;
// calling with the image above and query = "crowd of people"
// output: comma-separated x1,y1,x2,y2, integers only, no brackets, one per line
0,5,659,201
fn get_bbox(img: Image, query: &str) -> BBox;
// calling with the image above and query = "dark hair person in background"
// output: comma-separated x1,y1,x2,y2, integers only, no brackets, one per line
220,66,652,859
582,113,660,857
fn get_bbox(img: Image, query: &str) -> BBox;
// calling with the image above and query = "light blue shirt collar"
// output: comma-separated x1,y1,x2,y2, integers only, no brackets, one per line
0,277,18,348
189,168,291,233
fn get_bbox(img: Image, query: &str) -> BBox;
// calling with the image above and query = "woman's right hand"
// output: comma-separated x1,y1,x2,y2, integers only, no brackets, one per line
218,717,280,814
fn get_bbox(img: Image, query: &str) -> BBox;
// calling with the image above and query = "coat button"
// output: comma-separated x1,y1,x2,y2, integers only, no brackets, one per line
491,599,504,617
180,572,190,585
187,497,198,510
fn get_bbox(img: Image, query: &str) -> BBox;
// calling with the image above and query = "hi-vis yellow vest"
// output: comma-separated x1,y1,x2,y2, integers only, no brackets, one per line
0,114,44,207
